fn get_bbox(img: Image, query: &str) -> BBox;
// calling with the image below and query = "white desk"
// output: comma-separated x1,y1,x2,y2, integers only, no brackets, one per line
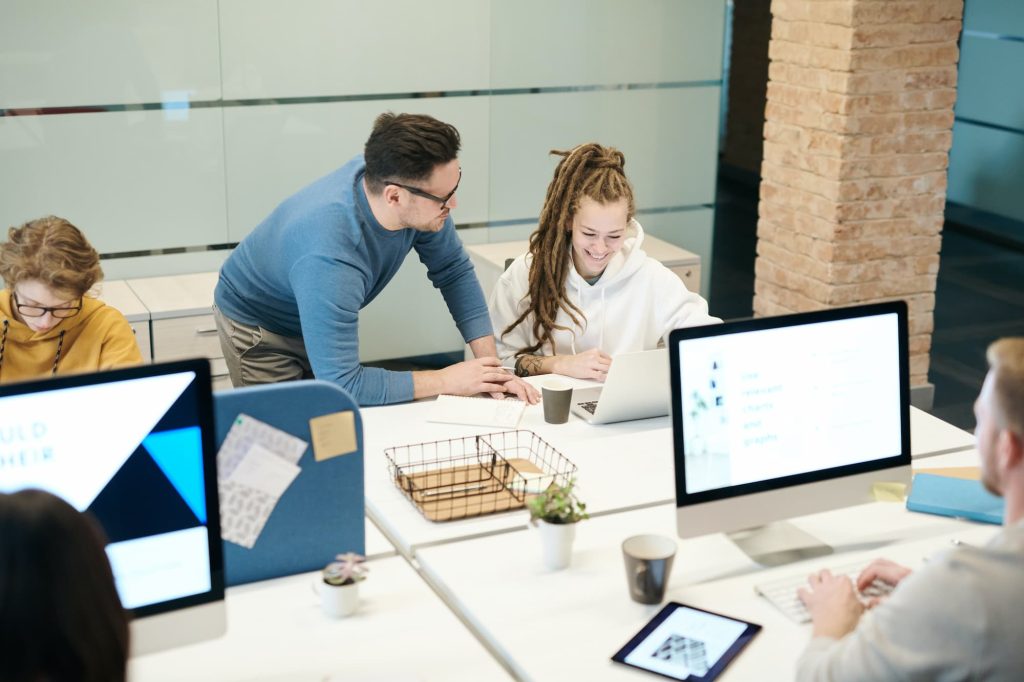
129,554,513,682
364,517,396,560
416,450,997,681
362,378,976,558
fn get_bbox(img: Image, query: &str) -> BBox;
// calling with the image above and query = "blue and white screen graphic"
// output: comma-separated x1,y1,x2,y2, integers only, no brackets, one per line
0,371,212,610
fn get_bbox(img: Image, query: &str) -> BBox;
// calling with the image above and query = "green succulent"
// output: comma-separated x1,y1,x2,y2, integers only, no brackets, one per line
527,479,589,525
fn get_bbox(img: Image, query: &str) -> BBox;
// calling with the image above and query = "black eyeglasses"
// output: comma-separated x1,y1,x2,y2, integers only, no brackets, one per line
12,290,83,319
384,169,461,210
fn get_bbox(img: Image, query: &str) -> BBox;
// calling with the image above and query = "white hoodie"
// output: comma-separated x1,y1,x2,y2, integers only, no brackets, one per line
489,220,720,363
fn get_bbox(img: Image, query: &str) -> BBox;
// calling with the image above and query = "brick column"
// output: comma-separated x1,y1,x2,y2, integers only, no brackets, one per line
754,0,964,391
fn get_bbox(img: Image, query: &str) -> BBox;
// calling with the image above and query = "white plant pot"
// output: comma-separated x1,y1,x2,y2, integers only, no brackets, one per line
538,519,576,570
318,580,360,618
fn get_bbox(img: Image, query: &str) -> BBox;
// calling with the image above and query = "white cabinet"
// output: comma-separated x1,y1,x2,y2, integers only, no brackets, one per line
125,272,231,391
466,235,702,303
96,279,151,363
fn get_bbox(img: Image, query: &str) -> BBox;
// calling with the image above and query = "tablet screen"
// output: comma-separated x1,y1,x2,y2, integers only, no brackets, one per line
611,602,761,681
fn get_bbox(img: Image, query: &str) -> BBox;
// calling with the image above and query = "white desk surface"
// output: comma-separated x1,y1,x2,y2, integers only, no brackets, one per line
96,279,150,322
364,517,396,559
129,554,512,682
416,451,997,682
362,375,976,558
126,271,219,319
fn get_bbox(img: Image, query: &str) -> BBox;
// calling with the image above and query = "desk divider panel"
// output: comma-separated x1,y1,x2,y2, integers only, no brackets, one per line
213,380,364,586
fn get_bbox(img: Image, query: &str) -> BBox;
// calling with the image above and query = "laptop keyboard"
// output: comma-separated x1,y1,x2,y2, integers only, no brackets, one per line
754,561,894,623
579,401,598,415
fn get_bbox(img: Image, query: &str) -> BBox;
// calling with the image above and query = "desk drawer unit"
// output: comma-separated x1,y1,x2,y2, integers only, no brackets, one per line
128,322,153,363
151,313,222,361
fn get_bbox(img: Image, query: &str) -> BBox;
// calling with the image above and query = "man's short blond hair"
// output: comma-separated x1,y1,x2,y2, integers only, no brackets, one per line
986,338,1024,436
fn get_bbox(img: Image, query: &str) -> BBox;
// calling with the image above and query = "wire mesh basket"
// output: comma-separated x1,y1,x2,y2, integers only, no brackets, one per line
384,430,577,522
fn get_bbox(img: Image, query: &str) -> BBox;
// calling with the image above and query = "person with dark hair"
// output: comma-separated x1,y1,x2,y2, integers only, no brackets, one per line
0,215,143,383
0,488,130,682
489,143,718,379
795,337,1024,681
214,112,538,406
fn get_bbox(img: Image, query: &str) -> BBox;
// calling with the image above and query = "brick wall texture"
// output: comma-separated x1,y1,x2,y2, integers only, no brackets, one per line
722,0,773,174
754,0,965,386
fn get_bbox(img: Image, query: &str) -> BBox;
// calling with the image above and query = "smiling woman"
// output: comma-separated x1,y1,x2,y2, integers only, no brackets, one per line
488,143,721,380
0,216,142,383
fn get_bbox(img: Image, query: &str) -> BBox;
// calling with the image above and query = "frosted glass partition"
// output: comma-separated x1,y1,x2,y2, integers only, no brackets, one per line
0,0,220,108
0,109,227,253
224,97,490,241
488,88,720,220
955,37,1024,131
219,0,490,99
491,0,725,88
947,122,1024,224
0,0,726,358
947,2,1024,229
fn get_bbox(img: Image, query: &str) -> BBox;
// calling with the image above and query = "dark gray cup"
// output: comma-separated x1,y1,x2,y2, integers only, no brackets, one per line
622,534,677,604
541,382,573,424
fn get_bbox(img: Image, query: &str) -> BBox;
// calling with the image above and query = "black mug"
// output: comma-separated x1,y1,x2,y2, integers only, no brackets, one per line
622,534,677,604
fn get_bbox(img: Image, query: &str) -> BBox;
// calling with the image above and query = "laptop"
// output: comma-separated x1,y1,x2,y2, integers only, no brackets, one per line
570,349,670,424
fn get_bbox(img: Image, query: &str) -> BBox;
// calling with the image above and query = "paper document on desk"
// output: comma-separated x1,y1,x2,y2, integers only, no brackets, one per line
428,394,525,429
217,415,308,549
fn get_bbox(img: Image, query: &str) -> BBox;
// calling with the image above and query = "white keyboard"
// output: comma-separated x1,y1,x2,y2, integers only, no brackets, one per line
754,561,895,623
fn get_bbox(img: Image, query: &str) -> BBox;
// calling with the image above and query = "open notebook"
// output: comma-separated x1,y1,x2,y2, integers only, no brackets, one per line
427,394,526,429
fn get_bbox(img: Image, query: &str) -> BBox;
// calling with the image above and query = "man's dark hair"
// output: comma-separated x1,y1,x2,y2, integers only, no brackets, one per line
363,112,461,194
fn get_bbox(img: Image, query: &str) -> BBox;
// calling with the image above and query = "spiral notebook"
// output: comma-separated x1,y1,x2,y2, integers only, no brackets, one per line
427,394,526,429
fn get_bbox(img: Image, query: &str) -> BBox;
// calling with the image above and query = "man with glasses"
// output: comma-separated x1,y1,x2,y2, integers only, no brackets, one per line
0,215,142,382
214,112,539,406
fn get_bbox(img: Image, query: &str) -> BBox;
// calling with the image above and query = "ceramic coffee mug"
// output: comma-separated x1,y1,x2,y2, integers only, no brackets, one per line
622,534,677,604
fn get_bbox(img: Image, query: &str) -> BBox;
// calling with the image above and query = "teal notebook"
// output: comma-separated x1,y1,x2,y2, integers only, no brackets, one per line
906,473,1004,525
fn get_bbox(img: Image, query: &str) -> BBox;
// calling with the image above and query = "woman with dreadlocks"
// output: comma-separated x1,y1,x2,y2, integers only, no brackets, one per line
0,215,141,383
489,143,718,380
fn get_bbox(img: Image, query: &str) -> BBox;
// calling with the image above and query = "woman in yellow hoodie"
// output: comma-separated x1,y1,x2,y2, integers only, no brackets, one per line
0,216,142,383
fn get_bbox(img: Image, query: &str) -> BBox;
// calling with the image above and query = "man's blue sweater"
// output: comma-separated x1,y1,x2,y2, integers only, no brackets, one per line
214,156,492,405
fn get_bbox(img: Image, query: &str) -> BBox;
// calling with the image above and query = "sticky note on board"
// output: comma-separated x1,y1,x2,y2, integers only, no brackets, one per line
309,410,357,461
872,481,908,502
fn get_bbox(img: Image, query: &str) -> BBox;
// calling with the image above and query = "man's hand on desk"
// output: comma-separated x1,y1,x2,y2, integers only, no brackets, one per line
432,357,540,404
500,374,540,404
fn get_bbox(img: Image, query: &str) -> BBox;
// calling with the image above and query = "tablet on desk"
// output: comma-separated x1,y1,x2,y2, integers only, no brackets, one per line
611,602,761,681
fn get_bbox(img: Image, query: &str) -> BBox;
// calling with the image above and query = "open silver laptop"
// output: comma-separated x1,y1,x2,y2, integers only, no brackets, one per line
570,349,670,424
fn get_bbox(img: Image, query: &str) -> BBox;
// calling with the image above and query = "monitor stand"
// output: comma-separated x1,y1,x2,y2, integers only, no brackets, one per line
728,521,833,567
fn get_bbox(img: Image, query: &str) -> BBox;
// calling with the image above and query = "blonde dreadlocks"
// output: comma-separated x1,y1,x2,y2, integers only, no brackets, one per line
502,143,635,358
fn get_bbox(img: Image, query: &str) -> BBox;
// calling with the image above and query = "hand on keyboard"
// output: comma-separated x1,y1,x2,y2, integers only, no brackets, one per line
854,559,912,607
755,560,903,627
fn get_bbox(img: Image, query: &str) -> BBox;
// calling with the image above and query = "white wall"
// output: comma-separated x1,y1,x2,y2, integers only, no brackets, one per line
0,0,726,361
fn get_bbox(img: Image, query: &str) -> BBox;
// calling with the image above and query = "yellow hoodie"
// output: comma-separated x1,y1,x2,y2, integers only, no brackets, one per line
0,289,143,384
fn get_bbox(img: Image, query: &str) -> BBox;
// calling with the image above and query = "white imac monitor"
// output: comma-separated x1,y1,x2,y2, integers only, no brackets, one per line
668,301,912,566
0,359,227,655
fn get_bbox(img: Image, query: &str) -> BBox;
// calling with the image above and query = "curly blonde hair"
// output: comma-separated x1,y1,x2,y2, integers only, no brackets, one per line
502,143,635,356
0,216,103,297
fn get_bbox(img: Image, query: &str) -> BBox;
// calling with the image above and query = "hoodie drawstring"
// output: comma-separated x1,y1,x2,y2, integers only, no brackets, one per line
0,319,66,378
0,320,7,375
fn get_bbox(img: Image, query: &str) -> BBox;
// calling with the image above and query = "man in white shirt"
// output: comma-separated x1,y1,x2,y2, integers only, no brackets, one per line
796,337,1024,681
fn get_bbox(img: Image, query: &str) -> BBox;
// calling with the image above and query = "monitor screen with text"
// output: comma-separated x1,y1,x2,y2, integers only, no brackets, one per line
671,303,909,500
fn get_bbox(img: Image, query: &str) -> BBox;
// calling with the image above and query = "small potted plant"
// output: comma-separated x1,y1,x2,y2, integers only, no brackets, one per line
319,552,368,617
528,479,589,570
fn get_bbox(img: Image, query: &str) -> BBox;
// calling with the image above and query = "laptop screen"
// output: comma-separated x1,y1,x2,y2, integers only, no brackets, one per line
669,302,910,500
0,360,224,616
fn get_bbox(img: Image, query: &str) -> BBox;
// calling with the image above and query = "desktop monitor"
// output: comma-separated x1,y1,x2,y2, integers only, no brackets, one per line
0,359,226,655
668,301,912,565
